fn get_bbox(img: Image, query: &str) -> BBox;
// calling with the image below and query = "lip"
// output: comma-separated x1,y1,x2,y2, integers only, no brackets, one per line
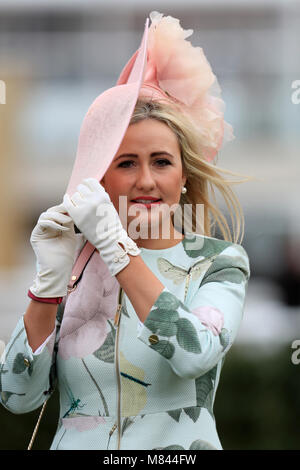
130,199,162,209
131,197,161,202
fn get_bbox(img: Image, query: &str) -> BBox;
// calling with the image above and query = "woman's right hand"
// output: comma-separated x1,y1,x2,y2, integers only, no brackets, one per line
28,203,77,299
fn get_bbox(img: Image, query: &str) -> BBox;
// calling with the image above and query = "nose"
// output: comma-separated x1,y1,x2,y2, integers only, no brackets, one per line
135,164,156,191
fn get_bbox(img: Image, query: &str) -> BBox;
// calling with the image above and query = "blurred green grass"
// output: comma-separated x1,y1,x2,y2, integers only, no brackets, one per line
0,344,299,450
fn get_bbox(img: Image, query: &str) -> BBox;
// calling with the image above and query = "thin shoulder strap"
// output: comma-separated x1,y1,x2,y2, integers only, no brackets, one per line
67,241,97,292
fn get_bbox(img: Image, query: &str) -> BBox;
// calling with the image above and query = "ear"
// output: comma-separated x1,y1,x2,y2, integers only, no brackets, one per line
181,163,187,187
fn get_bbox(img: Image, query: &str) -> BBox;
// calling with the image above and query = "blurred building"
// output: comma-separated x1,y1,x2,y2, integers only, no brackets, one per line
0,0,299,341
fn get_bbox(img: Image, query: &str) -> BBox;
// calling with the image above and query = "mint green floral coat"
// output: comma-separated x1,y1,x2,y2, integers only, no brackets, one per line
0,233,250,450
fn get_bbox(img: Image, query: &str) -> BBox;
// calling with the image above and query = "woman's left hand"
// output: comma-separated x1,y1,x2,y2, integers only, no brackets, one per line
63,178,141,277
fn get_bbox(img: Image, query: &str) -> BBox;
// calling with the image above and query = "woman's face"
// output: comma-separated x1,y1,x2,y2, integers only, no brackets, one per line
100,118,186,243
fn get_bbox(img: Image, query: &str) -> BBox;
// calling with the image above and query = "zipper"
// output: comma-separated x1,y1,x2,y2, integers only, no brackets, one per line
184,272,191,302
109,285,123,450
108,272,190,449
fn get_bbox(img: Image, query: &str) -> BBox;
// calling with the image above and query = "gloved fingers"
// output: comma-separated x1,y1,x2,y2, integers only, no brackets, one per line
68,182,101,207
68,192,86,207
82,178,102,192
40,210,74,227
65,179,110,209
63,193,93,213
34,207,76,238
85,178,111,203
30,219,72,242
80,178,111,203
38,219,71,233
45,202,68,214
63,194,75,215
76,183,92,197
66,184,94,206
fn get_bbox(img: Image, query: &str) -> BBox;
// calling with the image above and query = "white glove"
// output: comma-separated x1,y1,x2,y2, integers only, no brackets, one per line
63,178,141,277
29,203,77,298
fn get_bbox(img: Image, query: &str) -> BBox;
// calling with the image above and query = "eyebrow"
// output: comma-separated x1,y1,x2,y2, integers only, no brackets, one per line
115,151,175,161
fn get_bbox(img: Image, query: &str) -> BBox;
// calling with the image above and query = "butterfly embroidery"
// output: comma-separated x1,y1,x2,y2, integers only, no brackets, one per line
157,255,218,285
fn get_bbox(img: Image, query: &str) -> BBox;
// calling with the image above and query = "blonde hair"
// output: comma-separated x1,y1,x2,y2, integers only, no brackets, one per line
130,98,252,245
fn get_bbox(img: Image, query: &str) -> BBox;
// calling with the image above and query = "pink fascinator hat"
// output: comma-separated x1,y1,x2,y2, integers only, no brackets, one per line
66,18,149,196
66,11,234,196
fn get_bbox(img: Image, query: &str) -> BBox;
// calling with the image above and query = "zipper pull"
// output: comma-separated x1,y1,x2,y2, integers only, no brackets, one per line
107,422,118,450
109,422,117,437
114,304,122,327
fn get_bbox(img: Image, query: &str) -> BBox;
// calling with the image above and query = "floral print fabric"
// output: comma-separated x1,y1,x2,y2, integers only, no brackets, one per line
0,232,250,450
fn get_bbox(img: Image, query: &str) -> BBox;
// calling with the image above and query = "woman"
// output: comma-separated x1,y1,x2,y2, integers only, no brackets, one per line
0,13,250,450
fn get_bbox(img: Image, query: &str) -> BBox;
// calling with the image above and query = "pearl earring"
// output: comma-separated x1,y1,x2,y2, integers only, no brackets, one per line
181,186,187,194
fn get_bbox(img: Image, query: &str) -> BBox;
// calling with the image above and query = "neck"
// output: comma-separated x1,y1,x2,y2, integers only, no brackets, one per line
132,223,184,250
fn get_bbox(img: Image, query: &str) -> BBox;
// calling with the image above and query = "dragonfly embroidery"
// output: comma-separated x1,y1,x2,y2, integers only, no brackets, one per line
63,380,86,418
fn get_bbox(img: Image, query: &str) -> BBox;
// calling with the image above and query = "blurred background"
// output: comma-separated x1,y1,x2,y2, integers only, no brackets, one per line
0,0,300,450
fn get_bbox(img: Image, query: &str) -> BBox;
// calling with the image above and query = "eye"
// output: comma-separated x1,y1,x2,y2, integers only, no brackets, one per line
156,159,171,166
117,159,171,168
117,160,134,168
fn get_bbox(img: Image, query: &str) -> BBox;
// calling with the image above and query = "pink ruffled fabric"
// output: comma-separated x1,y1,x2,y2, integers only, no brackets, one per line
191,305,224,336
139,11,234,162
